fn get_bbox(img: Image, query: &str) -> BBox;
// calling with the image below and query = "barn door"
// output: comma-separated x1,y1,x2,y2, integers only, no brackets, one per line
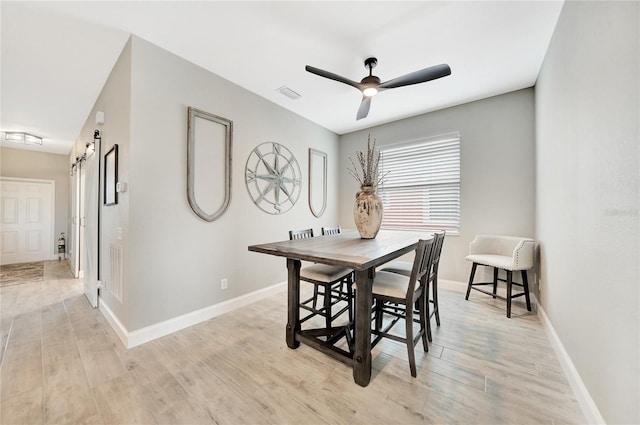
83,143,100,308
70,164,82,278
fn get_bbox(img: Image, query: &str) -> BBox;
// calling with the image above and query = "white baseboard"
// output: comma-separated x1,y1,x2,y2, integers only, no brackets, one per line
99,299,129,347
99,281,287,349
538,305,606,424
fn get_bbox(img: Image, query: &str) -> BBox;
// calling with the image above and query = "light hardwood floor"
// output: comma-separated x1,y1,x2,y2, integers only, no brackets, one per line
0,261,585,424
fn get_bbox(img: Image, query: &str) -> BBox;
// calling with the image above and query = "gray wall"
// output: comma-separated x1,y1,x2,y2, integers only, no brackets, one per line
0,146,69,255
535,1,639,423
72,38,132,325
339,89,536,285
119,36,339,331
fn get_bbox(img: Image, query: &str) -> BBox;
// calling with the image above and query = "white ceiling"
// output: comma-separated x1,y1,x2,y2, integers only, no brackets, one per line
1,1,564,155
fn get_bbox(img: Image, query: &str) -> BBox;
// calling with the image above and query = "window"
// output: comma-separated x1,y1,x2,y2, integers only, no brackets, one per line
378,133,460,234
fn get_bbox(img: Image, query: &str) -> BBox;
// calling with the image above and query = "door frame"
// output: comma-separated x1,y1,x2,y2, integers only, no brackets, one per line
0,176,56,262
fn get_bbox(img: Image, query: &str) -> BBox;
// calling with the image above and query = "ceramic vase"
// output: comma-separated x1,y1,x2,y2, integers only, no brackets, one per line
353,185,383,239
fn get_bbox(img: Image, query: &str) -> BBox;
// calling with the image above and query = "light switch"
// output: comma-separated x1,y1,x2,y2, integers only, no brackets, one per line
116,226,123,241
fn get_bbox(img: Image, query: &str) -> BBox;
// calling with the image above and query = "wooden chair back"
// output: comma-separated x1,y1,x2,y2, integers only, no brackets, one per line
321,226,341,236
430,231,445,278
406,238,436,303
289,228,314,240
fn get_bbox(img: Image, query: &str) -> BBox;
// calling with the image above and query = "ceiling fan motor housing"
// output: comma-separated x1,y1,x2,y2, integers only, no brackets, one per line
361,75,381,85
362,58,381,92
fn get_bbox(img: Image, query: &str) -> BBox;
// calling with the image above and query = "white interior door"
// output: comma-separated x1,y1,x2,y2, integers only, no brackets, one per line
79,161,86,279
0,178,54,265
70,165,81,278
83,146,100,307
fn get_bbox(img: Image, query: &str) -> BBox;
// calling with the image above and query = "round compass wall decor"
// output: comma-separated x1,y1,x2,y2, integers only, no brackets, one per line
245,142,302,215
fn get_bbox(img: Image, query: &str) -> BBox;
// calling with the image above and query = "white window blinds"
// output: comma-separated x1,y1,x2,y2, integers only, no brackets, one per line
378,133,460,234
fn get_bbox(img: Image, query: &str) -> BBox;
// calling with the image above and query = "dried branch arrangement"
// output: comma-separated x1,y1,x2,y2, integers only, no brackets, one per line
348,134,385,187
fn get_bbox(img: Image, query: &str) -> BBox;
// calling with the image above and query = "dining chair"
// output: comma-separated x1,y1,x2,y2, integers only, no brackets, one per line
366,237,436,377
321,226,353,305
464,235,535,318
379,231,445,341
289,228,353,330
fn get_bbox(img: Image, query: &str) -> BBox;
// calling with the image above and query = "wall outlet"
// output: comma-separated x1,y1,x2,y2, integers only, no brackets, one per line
221,278,228,290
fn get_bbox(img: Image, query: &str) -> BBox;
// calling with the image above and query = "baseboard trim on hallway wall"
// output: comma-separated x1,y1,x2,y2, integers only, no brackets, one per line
99,299,129,347
99,281,287,349
538,305,605,425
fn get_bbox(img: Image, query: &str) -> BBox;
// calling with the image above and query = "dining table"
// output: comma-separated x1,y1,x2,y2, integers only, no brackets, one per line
248,229,430,387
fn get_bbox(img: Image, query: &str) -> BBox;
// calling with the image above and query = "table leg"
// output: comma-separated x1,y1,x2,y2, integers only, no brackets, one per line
286,258,301,349
353,268,373,386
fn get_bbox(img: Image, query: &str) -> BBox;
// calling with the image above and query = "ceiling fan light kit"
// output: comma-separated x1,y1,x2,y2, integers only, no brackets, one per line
362,86,378,97
305,57,451,120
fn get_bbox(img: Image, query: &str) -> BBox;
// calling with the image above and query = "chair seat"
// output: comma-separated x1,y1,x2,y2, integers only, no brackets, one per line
300,264,352,283
465,254,525,271
379,261,412,276
354,271,413,300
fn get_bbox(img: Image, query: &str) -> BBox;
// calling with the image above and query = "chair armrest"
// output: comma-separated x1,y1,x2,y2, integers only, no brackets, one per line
512,240,535,270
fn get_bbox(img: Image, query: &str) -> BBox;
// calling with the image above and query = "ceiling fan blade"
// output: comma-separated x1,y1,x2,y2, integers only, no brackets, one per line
356,96,372,120
305,65,363,90
378,64,451,90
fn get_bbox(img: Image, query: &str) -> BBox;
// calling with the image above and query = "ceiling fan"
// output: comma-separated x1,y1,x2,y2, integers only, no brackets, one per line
305,57,451,120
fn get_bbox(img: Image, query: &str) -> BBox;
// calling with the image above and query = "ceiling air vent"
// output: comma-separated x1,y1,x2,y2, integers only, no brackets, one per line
276,85,301,100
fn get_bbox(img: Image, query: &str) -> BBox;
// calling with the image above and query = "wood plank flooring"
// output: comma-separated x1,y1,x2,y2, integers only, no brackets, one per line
0,260,585,424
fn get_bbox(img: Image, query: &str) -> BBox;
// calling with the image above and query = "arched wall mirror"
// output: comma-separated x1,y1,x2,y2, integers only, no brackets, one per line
187,107,233,222
308,148,327,218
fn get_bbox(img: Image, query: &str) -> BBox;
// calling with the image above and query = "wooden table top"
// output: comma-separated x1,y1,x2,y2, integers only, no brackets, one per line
248,230,432,270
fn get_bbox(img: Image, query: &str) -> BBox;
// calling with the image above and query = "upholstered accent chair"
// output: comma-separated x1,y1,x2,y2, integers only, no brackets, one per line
464,235,535,318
